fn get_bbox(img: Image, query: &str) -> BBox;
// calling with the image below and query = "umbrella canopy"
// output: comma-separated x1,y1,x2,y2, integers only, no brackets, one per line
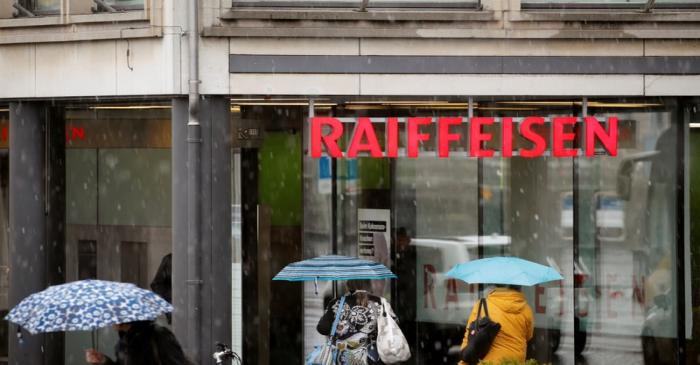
446,257,563,286
273,255,397,281
5,279,172,334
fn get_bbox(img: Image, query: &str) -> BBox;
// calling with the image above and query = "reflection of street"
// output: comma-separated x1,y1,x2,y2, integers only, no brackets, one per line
303,280,327,358
555,333,642,365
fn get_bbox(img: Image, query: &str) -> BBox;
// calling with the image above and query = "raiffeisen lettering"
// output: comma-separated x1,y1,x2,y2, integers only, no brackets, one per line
309,116,618,159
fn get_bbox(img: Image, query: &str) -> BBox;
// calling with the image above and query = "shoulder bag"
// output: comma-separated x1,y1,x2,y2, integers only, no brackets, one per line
307,295,348,365
377,297,411,363
461,298,501,364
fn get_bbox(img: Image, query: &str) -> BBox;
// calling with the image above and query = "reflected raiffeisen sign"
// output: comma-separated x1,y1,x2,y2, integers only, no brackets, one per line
309,117,618,158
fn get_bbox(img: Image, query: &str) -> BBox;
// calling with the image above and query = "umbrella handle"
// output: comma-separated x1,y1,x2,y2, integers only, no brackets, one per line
16,326,23,345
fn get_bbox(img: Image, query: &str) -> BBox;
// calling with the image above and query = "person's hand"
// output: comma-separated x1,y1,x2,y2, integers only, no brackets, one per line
85,349,106,364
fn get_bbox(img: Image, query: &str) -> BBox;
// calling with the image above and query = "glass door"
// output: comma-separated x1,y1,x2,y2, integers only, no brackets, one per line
233,104,304,364
576,100,680,365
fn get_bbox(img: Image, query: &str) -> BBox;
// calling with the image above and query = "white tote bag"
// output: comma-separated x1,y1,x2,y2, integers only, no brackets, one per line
377,297,411,363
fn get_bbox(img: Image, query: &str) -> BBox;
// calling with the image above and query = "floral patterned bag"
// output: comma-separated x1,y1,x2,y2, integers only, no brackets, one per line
337,334,369,365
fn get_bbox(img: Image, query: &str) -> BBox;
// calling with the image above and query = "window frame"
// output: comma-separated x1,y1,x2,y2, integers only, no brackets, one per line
12,0,145,18
104,0,145,11
231,0,481,9
520,0,700,11
22,0,61,16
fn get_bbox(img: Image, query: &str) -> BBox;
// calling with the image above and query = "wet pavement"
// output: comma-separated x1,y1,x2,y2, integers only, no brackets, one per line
557,332,643,365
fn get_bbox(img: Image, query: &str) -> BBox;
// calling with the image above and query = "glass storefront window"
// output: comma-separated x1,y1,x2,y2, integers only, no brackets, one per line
475,104,579,365
232,0,478,8
232,104,305,364
577,101,680,364
687,101,700,364
25,0,141,13
31,0,60,12
105,0,144,9
228,97,692,365
521,0,700,9
230,111,243,359
62,104,172,364
521,0,646,7
0,108,8,365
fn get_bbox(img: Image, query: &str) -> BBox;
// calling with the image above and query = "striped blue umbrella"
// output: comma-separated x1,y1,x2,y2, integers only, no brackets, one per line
5,279,172,335
274,255,397,293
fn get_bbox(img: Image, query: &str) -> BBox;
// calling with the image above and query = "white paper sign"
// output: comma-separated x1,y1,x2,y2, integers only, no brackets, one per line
357,209,391,262
358,209,391,296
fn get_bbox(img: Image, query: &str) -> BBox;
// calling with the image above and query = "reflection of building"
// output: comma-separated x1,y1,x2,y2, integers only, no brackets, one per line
2,0,700,365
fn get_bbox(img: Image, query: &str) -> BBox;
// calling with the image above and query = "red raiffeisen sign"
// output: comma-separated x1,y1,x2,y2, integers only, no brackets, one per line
309,116,618,158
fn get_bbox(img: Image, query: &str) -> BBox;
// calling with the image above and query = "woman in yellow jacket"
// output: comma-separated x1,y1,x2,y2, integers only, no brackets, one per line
459,285,534,365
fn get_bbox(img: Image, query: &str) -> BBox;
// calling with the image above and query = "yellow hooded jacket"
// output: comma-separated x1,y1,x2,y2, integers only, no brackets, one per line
458,288,534,365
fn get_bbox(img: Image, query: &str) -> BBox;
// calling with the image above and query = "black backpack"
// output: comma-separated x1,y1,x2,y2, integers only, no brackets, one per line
461,298,502,364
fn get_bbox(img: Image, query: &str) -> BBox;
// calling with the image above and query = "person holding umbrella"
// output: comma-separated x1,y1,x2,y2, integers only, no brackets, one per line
316,279,387,364
458,284,534,365
85,320,190,365
4,279,188,365
274,255,408,364
446,257,563,365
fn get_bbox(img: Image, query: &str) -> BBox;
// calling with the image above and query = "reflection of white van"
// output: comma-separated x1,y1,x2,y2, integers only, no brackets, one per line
412,235,511,325
412,235,511,360
412,235,588,360
595,192,626,242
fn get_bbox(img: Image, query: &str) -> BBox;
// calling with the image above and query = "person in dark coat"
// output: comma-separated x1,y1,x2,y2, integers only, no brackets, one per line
151,253,172,323
85,320,190,365
151,253,172,303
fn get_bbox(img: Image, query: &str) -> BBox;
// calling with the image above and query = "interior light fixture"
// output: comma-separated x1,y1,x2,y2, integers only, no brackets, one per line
229,105,332,112
0,108,8,112
495,101,663,108
343,105,393,110
342,104,468,110
475,107,540,111
345,100,469,105
495,101,576,106
229,98,330,102
231,102,337,107
381,102,469,107
586,102,663,108
690,123,700,128
88,105,172,110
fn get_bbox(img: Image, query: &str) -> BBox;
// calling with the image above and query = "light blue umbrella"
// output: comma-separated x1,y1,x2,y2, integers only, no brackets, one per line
5,279,172,335
446,257,563,286
273,255,397,293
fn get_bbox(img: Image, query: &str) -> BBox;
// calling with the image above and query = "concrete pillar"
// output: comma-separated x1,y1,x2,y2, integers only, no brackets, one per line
8,102,46,365
172,96,231,365
200,96,232,365
45,105,66,364
172,98,189,352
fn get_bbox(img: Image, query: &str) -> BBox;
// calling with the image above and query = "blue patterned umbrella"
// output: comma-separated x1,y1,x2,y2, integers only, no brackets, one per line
5,279,172,334
273,255,397,282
